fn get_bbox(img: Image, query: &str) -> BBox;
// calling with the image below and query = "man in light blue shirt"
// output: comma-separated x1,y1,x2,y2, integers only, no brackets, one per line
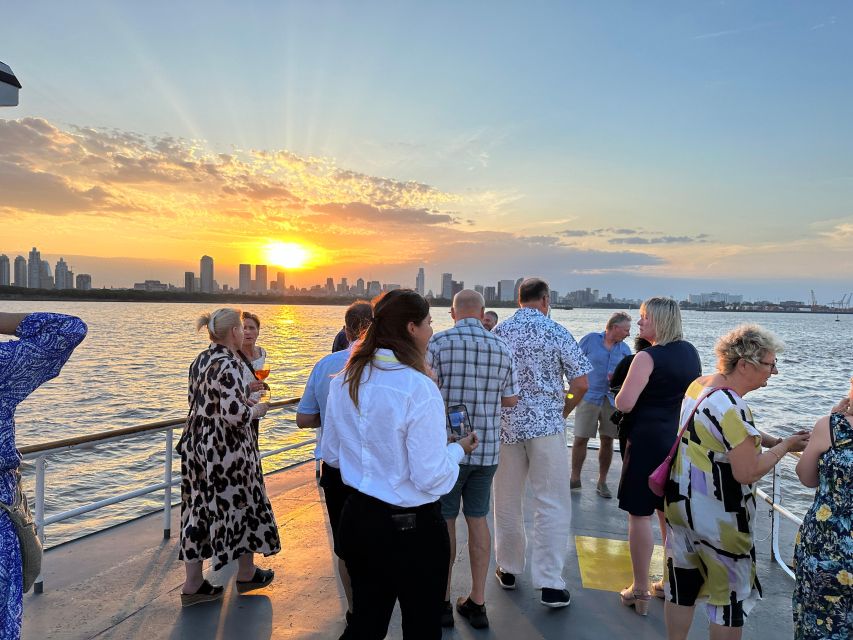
296,300,372,625
570,312,632,499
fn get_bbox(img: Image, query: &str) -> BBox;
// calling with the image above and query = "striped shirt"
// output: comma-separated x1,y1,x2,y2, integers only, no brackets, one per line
427,318,519,466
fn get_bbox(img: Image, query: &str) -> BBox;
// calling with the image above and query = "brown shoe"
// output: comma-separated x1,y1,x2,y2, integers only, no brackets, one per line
181,580,224,607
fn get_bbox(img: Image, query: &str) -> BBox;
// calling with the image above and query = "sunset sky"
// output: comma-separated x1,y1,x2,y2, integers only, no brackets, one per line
2,2,852,301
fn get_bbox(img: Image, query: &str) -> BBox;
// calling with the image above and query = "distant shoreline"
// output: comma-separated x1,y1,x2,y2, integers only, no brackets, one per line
1,286,850,315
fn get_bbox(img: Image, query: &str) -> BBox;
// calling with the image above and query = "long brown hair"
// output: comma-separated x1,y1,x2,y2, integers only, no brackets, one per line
343,289,430,407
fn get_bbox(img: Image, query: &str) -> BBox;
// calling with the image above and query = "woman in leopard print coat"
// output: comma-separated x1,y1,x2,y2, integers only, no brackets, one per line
177,308,281,606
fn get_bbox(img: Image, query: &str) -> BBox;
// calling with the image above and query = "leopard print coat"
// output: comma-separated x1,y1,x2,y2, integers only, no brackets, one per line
177,344,281,569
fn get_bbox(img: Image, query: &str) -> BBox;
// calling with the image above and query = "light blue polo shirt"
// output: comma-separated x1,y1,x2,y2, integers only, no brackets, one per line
297,346,351,459
577,331,632,406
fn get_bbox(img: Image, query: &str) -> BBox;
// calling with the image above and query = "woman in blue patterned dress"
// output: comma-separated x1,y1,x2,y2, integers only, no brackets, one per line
793,380,853,640
0,312,87,639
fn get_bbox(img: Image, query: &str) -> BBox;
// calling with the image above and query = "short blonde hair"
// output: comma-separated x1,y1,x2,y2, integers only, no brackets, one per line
196,307,242,342
715,324,784,375
640,297,682,345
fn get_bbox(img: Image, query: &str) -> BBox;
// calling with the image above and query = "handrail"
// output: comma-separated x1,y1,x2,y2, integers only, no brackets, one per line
26,398,315,594
19,397,302,456
754,451,805,581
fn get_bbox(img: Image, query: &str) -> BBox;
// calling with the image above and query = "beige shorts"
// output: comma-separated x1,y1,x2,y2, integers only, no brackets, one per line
573,399,618,438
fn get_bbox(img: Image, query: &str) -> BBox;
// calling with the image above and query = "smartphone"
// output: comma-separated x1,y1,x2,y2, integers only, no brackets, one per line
447,404,473,439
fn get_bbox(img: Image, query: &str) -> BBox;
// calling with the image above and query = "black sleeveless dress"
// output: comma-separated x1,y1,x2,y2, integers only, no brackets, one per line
617,340,701,516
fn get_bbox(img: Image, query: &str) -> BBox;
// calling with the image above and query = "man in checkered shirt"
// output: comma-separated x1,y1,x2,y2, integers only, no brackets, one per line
427,289,519,630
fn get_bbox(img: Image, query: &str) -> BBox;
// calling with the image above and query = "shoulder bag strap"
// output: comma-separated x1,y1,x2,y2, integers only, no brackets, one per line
665,386,735,460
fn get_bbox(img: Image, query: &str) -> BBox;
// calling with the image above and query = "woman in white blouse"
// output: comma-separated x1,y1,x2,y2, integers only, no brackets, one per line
324,289,478,640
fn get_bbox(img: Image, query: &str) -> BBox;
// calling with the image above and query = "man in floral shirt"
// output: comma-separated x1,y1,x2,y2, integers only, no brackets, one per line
492,278,592,608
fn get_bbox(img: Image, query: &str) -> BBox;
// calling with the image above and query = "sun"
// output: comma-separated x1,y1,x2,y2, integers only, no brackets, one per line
264,242,312,269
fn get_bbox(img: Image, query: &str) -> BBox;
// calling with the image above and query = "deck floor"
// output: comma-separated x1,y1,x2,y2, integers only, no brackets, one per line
23,453,798,639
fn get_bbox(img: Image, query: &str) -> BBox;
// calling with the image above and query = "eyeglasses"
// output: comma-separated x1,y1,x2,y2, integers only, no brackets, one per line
757,359,778,372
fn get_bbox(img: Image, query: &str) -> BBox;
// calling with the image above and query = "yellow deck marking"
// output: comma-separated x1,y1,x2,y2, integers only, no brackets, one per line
575,535,665,592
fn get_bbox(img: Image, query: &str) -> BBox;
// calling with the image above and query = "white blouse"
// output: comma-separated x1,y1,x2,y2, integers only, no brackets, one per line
323,349,464,507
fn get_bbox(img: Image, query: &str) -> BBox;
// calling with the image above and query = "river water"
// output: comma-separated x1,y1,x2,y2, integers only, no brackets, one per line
3,301,848,546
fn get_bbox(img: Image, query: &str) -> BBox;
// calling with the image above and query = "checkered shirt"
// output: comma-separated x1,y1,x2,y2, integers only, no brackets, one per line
427,318,519,466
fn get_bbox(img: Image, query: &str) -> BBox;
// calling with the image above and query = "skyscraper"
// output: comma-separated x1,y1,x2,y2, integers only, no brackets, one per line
367,280,381,297
238,264,251,293
13,256,27,287
185,272,195,293
276,271,285,293
76,274,92,290
441,273,453,300
416,268,425,296
356,278,365,296
326,277,335,294
255,265,268,293
200,256,214,293
498,279,514,302
0,255,9,286
55,258,71,290
28,247,41,289
40,260,54,289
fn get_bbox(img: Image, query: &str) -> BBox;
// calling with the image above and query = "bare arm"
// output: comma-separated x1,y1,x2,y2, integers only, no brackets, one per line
796,416,831,488
501,395,518,408
296,412,321,429
0,313,28,335
614,351,653,413
562,375,589,418
729,431,810,485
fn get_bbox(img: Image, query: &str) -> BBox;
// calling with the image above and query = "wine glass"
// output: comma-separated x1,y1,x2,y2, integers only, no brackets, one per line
255,366,271,403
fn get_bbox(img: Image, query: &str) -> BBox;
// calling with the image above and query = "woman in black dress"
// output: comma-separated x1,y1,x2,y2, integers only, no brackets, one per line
614,297,701,615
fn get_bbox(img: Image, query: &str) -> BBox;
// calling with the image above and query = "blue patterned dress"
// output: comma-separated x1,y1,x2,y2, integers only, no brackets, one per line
0,314,87,639
793,412,853,639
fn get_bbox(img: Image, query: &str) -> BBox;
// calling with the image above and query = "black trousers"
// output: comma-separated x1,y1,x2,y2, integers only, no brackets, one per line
337,492,450,640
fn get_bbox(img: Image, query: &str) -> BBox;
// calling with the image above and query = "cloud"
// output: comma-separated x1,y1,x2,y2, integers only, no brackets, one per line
309,202,456,225
693,22,774,41
608,235,705,245
0,160,119,215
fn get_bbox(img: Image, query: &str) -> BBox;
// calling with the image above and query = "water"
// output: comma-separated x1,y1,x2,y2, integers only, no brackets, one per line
3,301,848,546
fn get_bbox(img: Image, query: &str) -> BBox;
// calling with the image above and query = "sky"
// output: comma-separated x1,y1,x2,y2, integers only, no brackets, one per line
2,1,852,303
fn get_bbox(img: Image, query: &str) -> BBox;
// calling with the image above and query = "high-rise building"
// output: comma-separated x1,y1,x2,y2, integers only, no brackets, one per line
416,268,425,296
0,255,9,286
276,272,285,293
337,277,349,295
40,260,54,289
385,283,401,292
55,258,71,290
451,280,464,298
355,278,365,296
441,273,453,300
255,265,268,293
13,256,27,287
200,255,214,293
513,278,524,302
325,277,335,294
76,274,92,290
184,272,195,293
27,247,41,289
474,284,484,295
498,279,514,302
483,286,496,302
238,264,251,293
367,280,382,297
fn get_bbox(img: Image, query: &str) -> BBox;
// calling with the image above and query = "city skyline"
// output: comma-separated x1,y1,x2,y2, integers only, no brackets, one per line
2,4,853,302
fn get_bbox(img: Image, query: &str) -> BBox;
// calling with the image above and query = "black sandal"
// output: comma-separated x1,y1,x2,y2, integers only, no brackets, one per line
180,579,224,607
236,567,275,593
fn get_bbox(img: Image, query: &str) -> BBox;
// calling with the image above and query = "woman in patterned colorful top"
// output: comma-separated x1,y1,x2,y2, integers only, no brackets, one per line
663,324,809,639
0,312,87,640
178,308,279,607
792,378,853,640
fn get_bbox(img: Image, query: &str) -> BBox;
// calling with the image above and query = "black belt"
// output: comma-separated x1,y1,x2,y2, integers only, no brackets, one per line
354,491,438,514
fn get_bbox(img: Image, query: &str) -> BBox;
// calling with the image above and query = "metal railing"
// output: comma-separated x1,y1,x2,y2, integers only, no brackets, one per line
19,398,315,594
755,452,804,580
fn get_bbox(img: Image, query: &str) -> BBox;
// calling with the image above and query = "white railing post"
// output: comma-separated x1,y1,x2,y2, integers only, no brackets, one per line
770,464,781,564
163,429,173,539
34,455,46,594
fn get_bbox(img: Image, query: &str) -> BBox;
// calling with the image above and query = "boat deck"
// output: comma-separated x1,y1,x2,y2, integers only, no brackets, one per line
23,454,797,639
